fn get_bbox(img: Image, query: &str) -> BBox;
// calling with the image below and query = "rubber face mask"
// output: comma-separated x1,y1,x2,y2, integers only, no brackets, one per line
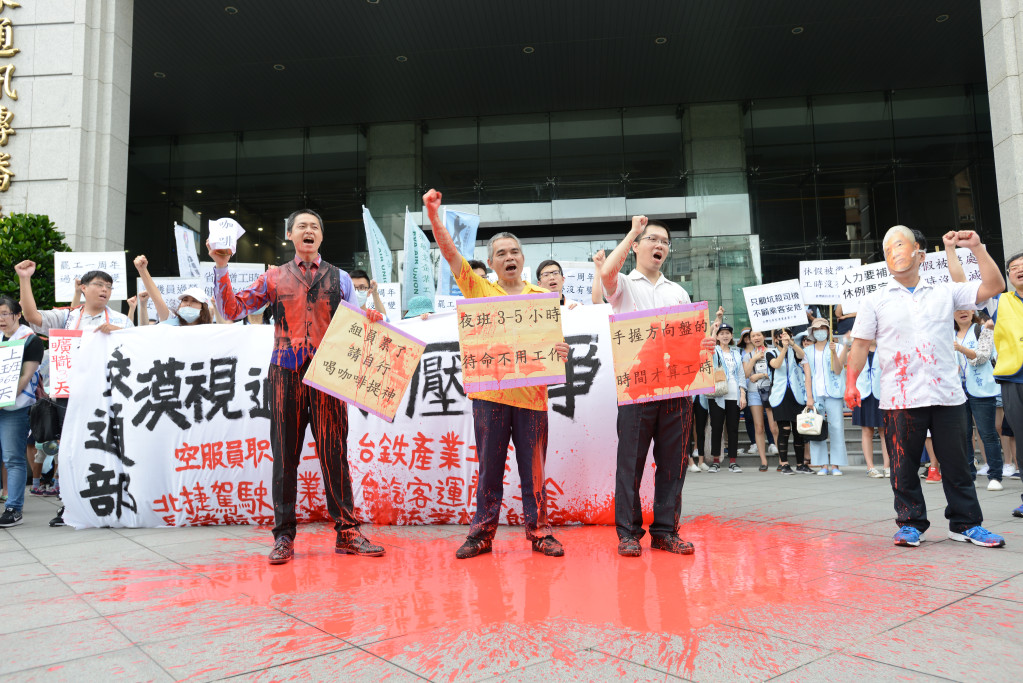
813,330,829,342
355,290,369,307
178,306,201,324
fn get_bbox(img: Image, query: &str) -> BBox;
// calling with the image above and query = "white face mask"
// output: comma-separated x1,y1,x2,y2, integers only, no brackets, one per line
355,290,369,307
178,306,201,324
813,330,828,342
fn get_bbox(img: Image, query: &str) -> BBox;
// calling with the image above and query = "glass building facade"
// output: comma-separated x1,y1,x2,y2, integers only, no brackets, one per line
126,84,998,327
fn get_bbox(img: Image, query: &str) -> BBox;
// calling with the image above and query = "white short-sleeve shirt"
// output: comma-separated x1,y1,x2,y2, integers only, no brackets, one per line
606,270,691,313
32,306,133,335
850,279,980,409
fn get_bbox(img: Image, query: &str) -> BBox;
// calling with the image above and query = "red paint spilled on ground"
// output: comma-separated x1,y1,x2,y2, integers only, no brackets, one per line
87,518,888,680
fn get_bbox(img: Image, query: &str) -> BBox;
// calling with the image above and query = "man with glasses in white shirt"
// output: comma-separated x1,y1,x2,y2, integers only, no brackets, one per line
600,216,717,557
846,226,1007,549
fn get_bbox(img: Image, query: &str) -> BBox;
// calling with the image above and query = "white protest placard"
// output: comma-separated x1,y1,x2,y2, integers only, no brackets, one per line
198,262,266,302
799,259,861,304
48,330,82,398
839,261,891,315
435,295,459,313
0,338,26,408
174,223,202,277
136,277,203,320
921,248,982,286
54,252,128,302
368,282,402,320
742,279,807,332
559,260,597,305
208,217,246,254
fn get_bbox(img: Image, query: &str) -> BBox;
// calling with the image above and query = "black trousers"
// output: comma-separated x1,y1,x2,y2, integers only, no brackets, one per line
1001,381,1023,506
775,421,806,465
693,399,708,457
269,362,358,541
883,403,982,534
615,397,692,540
709,399,740,459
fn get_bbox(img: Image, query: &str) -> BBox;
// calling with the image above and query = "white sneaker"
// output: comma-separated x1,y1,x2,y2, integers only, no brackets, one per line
699,462,710,472
884,467,891,478
1003,464,1017,477
987,479,1004,491
867,468,884,478
767,444,779,455
746,443,759,455
977,464,989,476
688,463,701,473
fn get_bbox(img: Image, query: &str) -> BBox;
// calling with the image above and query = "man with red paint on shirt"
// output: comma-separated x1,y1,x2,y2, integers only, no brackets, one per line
846,226,1007,549
210,209,386,564
600,216,718,557
422,188,570,559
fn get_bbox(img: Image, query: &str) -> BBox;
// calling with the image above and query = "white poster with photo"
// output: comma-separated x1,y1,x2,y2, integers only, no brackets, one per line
54,252,128,302
742,279,806,332
799,259,861,304
58,306,641,529
921,248,982,286
136,277,203,320
368,281,402,320
559,260,597,305
174,223,202,277
199,262,266,302
839,261,891,315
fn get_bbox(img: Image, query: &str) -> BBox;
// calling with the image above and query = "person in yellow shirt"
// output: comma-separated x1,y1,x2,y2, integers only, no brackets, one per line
423,188,570,559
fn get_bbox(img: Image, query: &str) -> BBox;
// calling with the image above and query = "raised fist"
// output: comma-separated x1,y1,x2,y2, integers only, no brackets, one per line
955,230,981,249
14,260,35,278
133,254,149,271
593,249,606,267
422,189,443,219
942,231,958,250
630,215,648,234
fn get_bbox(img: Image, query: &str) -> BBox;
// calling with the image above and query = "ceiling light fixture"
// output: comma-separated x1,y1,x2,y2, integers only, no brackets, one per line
229,209,236,214
257,227,264,232
522,46,535,54
396,55,408,62
196,211,203,216
654,37,667,45
367,0,380,4
273,64,286,71
224,6,238,14
195,189,203,194
281,241,287,246
254,243,259,247
936,14,949,23
791,26,804,35
153,71,166,78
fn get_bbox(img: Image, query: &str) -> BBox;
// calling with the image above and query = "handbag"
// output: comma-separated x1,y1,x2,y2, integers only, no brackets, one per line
711,349,729,397
796,405,829,442
30,399,61,443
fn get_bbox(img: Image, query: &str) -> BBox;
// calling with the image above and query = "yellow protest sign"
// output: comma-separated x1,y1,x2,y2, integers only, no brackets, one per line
303,302,426,422
608,301,714,406
456,292,565,393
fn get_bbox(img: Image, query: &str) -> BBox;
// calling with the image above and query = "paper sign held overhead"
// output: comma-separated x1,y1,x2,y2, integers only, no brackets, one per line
455,292,565,393
608,301,714,406
208,217,246,254
798,259,861,304
742,279,807,332
53,252,128,302
303,301,426,422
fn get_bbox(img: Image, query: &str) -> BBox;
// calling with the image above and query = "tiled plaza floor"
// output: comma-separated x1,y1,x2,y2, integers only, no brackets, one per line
1,469,1021,682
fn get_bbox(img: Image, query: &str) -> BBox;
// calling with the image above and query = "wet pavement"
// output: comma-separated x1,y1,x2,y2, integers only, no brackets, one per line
1,469,1021,682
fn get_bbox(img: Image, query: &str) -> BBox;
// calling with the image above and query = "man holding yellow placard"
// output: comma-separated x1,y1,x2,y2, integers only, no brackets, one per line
423,188,569,559
601,216,718,557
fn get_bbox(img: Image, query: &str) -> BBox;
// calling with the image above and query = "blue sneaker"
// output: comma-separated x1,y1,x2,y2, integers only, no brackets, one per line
948,526,1006,548
1013,504,1023,518
893,526,922,547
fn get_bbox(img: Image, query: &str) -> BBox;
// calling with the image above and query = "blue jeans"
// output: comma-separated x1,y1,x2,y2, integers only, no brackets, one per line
0,406,30,510
965,394,1003,481
809,396,848,466
467,399,552,541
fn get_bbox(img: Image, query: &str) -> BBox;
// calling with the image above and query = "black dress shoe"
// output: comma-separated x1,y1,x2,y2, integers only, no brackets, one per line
268,536,294,564
335,535,385,557
617,536,642,557
531,535,565,556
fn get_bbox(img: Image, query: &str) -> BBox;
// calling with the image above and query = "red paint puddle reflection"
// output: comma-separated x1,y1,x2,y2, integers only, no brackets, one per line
89,518,898,679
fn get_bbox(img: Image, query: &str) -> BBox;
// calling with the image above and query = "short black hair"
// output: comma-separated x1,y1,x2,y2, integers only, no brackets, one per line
468,259,487,272
639,219,671,241
349,269,370,283
80,270,113,286
0,295,21,316
285,209,324,233
912,229,927,252
536,260,563,280
1006,251,1023,271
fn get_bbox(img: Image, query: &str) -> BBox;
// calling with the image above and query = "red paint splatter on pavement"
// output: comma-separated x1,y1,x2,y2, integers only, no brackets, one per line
78,518,903,680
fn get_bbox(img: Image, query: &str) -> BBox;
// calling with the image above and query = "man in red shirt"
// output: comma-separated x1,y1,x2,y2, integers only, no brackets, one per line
211,209,385,564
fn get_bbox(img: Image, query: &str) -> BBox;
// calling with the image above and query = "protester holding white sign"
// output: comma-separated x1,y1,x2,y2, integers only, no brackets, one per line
135,255,214,326
135,276,203,320
0,295,45,528
208,217,246,254
743,279,807,332
53,252,129,302
799,259,861,304
19,260,133,338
